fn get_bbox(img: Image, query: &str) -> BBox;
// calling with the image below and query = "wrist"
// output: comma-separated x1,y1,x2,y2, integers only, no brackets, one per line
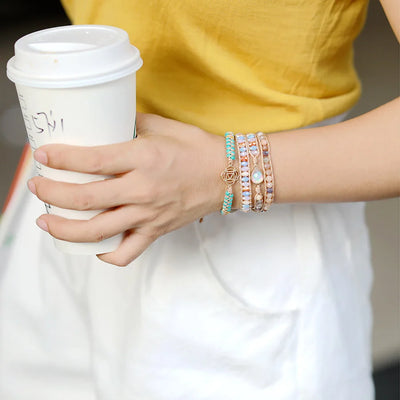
220,131,275,213
198,132,229,214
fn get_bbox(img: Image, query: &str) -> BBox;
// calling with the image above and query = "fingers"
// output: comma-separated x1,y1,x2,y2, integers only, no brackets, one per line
97,229,155,267
34,139,144,175
29,175,132,210
36,204,153,243
36,208,157,267
29,172,157,211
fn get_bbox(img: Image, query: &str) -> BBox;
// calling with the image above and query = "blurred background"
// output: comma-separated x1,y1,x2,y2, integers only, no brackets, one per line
0,0,399,398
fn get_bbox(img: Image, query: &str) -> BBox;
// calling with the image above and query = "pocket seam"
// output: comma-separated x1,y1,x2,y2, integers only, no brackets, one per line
193,221,297,316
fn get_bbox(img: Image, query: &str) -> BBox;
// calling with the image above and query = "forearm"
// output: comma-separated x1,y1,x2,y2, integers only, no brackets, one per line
232,97,400,207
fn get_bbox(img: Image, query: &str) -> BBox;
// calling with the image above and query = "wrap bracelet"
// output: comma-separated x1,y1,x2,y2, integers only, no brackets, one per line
235,133,252,212
220,132,239,215
257,132,275,211
246,133,264,212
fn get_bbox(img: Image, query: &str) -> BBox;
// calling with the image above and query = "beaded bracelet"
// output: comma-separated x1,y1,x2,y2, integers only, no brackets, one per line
235,134,252,212
257,132,275,211
220,132,239,215
246,133,264,212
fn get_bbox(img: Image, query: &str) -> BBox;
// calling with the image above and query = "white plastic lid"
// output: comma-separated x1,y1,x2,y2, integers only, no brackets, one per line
7,25,143,88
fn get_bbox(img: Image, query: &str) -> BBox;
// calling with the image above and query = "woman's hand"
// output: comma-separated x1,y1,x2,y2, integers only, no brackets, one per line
27,113,227,266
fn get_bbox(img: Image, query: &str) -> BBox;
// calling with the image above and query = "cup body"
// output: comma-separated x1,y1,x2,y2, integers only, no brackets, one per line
15,75,136,254
7,25,143,255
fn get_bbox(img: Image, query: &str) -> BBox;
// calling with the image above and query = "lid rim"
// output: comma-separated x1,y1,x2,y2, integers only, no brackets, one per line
7,25,143,89
7,57,142,89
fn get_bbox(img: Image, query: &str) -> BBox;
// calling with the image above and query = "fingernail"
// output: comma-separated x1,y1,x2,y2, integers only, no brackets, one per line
36,218,48,232
27,180,36,195
34,149,48,165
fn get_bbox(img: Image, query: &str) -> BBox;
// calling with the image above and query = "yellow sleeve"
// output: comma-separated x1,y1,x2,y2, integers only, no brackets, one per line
60,0,74,22
60,0,102,24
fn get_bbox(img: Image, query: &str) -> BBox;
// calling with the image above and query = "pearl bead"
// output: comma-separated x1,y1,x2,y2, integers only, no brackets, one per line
251,167,264,184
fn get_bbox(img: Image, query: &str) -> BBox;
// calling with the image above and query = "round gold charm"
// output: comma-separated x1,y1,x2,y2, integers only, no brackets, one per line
221,165,239,185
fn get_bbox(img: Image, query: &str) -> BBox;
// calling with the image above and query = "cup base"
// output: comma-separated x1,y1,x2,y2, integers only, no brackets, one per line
53,234,123,255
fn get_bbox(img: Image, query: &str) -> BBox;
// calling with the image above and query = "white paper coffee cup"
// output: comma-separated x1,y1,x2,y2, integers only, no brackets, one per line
7,25,143,255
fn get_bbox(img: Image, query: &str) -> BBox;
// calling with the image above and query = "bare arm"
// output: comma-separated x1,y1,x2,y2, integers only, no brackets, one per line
380,0,400,41
258,98,400,204
233,1,400,206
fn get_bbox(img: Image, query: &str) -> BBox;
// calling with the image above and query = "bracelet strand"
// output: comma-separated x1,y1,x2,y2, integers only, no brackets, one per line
220,132,239,215
257,132,275,211
246,133,264,212
235,133,252,212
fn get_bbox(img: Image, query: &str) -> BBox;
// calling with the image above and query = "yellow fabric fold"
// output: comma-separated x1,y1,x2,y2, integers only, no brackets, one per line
61,0,369,135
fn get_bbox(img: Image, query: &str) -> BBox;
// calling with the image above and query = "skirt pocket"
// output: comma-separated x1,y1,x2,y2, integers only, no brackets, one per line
121,219,302,398
194,203,324,314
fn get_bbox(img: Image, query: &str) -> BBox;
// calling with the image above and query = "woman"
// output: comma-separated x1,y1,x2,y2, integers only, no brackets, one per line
1,0,399,399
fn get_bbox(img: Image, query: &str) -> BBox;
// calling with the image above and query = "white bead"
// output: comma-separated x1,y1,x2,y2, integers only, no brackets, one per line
251,167,264,184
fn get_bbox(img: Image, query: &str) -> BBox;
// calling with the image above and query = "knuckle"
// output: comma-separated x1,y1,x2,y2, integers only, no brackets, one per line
94,231,105,243
73,191,95,211
134,185,154,204
87,157,105,175
88,225,106,243
140,144,161,169
141,228,159,243
146,211,161,228
144,186,156,203
86,149,108,174
151,223,166,238
127,207,155,226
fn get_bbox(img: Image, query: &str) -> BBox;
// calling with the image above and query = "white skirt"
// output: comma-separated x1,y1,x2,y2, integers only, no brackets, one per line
0,113,374,400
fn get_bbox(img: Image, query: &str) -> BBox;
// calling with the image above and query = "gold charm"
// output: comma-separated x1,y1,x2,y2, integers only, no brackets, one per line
220,164,239,185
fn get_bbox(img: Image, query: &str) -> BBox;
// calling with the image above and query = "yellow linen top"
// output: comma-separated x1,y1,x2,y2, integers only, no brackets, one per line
61,0,369,136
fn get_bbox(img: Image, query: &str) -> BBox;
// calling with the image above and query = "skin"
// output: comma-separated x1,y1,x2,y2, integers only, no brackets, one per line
28,0,399,267
29,114,228,266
